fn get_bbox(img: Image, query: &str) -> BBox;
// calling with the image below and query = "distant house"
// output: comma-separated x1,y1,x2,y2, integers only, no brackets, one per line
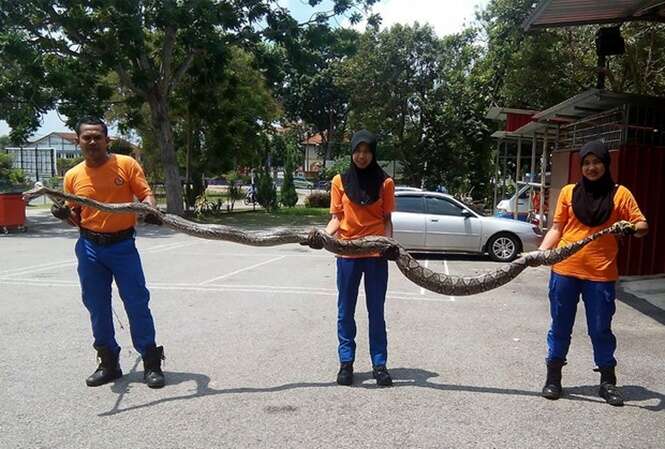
302,133,325,173
3,131,139,181
301,131,403,179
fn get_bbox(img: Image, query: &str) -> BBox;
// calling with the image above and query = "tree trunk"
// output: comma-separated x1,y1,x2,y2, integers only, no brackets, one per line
147,89,184,215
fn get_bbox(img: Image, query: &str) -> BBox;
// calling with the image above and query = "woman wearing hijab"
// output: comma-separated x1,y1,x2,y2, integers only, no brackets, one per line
320,129,396,387
537,140,648,406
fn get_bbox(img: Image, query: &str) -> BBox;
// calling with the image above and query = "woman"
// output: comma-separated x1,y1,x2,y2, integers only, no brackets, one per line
318,129,395,387
538,140,648,406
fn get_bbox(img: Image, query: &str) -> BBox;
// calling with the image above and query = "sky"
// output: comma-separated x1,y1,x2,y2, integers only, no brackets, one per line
0,0,489,140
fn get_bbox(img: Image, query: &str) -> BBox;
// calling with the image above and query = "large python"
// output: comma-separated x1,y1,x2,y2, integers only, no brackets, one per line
23,185,636,296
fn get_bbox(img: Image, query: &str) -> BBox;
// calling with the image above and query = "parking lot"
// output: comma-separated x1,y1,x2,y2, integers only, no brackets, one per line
1,210,664,449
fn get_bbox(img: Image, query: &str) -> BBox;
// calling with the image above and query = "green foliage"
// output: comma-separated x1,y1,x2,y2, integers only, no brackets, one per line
0,0,376,214
338,24,491,196
108,139,135,156
0,152,26,189
280,155,299,208
321,155,351,181
56,156,84,176
256,168,278,212
305,191,331,208
224,171,245,211
270,27,361,160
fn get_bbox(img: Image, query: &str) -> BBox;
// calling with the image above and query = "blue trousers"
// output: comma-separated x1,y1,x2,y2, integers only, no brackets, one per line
336,257,389,367
547,272,617,368
75,236,156,357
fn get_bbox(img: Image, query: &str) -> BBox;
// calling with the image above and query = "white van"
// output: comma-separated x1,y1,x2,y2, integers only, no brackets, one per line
495,184,532,221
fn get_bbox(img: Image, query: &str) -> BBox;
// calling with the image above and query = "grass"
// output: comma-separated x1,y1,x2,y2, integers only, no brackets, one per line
189,206,330,229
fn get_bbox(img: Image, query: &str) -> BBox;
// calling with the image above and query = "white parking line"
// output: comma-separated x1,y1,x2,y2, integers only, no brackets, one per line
198,255,287,285
0,259,75,276
144,241,197,254
0,241,196,279
1,260,77,278
0,277,455,302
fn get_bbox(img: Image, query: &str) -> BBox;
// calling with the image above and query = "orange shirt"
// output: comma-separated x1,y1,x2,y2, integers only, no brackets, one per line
64,154,153,233
552,184,646,282
330,174,395,257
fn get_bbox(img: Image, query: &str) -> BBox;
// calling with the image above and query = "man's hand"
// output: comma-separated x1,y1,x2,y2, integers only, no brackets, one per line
143,212,164,226
51,203,71,221
380,245,401,261
300,228,326,250
618,221,637,237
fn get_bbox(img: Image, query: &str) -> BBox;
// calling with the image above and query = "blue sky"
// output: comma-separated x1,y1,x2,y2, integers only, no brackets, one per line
0,0,489,140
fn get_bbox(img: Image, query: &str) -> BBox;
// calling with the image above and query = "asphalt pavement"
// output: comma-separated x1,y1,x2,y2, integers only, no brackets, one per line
1,209,664,449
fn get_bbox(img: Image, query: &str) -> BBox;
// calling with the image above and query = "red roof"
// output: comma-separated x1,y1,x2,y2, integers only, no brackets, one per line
303,133,323,145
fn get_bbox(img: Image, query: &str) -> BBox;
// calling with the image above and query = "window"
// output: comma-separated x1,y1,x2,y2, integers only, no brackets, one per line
426,197,464,216
395,195,425,214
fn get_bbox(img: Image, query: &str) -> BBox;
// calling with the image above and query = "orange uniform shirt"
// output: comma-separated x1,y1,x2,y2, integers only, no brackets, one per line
330,174,395,258
552,184,646,282
64,154,154,233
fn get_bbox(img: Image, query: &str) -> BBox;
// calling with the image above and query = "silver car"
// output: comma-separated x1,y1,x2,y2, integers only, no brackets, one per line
392,191,543,261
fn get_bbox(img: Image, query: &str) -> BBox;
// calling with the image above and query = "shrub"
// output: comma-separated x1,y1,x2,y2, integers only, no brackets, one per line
0,152,27,190
256,168,278,212
280,156,298,208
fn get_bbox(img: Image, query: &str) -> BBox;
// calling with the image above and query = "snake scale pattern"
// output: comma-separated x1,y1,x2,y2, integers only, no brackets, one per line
24,185,635,296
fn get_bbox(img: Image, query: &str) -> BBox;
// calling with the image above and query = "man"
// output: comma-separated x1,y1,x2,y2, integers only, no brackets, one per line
51,117,166,388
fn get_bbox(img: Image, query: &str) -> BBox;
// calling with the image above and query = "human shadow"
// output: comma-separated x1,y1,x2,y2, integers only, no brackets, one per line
100,365,664,416
564,384,665,411
616,285,665,327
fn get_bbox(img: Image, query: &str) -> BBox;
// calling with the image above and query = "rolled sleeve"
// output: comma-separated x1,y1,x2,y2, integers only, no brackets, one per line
129,159,153,201
383,178,395,214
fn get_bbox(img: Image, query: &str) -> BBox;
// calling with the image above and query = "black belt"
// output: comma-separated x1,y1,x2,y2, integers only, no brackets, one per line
80,227,135,246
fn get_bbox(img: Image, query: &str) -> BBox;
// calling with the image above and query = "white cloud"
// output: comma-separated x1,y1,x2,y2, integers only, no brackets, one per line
360,0,489,36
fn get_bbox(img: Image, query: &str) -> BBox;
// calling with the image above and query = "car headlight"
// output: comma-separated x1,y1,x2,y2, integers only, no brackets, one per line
532,226,544,236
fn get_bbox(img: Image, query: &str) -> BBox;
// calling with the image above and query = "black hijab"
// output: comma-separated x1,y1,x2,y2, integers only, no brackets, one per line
572,140,617,227
341,130,389,205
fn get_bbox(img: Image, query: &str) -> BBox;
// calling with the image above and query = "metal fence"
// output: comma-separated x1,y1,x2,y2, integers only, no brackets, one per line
3,147,57,182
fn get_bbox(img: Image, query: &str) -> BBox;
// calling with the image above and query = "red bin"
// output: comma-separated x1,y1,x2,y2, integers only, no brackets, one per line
0,193,26,233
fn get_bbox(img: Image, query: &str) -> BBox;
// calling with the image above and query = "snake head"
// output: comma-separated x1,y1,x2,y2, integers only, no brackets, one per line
612,220,636,237
22,182,46,202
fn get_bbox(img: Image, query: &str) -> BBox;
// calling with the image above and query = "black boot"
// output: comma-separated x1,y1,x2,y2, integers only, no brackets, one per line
372,365,393,387
143,345,165,389
541,359,565,400
596,366,624,407
336,362,354,386
86,346,122,387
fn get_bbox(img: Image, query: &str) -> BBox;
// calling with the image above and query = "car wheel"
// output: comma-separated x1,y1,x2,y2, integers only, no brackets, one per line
487,233,522,262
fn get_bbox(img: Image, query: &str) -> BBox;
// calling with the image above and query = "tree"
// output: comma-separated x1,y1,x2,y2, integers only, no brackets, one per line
477,0,665,108
0,0,379,214
280,154,298,208
339,24,491,195
272,27,362,161
256,167,278,212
